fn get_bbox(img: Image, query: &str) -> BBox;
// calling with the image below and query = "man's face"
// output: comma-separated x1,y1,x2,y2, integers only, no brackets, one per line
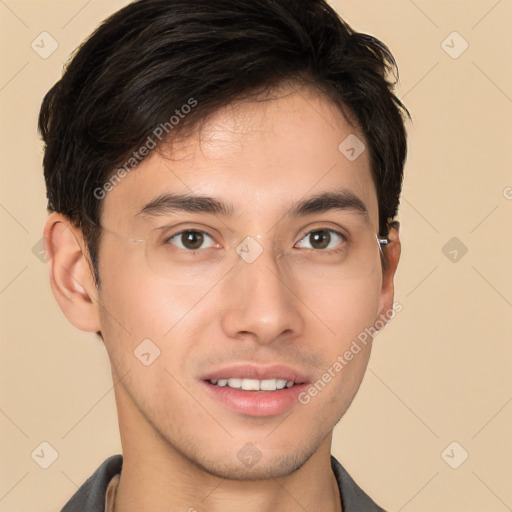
94,85,389,479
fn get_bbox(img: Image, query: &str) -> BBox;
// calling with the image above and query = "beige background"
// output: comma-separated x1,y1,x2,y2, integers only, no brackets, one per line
1,0,511,510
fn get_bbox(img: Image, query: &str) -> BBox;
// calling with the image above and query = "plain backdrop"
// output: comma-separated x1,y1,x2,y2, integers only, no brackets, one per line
1,1,511,510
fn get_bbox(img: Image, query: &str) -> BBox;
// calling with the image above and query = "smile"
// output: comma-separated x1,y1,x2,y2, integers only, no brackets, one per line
209,378,295,391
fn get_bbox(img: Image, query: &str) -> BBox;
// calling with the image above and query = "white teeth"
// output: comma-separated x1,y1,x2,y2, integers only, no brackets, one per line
276,379,287,390
260,379,277,391
241,379,260,390
228,378,242,388
209,378,295,391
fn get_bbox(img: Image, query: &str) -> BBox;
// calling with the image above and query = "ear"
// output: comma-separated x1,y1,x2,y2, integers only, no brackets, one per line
376,223,401,329
43,212,102,333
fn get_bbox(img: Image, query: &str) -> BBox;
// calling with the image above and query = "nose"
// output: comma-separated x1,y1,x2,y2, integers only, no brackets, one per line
220,236,305,345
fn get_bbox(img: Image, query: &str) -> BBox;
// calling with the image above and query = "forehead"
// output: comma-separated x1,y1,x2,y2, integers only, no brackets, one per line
101,85,378,231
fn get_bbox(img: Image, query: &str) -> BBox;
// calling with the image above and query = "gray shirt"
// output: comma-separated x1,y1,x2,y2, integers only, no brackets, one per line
60,454,386,511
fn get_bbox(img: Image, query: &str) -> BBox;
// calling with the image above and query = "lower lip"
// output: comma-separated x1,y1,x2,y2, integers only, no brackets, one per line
202,381,309,417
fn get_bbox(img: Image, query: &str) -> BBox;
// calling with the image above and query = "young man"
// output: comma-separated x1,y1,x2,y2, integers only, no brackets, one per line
39,0,408,510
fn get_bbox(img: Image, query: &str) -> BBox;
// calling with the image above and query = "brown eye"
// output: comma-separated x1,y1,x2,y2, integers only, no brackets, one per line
309,230,331,249
295,229,344,251
167,230,215,251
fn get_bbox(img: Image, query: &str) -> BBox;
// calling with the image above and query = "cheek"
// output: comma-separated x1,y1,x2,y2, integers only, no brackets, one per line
298,273,382,402
97,257,224,386
302,272,382,343
305,280,381,415
98,240,215,336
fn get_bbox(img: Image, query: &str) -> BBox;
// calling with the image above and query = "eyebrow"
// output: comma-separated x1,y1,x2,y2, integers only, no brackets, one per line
135,189,369,220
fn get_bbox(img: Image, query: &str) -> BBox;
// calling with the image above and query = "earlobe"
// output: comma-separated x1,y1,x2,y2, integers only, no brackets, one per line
376,224,401,329
43,212,102,333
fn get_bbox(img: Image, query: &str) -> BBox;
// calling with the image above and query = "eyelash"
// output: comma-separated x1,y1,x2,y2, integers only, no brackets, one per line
165,228,347,254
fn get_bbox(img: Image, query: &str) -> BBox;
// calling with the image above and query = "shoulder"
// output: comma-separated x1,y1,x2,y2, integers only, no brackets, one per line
60,454,123,512
331,455,387,512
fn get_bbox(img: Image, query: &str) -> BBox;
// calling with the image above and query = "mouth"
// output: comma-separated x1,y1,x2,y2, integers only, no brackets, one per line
201,364,310,417
207,378,295,391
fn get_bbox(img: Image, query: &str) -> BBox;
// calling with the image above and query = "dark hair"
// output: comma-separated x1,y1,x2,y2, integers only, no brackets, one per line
39,0,409,287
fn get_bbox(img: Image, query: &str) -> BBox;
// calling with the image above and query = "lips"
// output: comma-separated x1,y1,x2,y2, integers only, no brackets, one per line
201,363,310,385
200,364,312,416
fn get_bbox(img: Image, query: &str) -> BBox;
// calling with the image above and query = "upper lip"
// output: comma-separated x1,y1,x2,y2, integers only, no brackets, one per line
201,364,311,384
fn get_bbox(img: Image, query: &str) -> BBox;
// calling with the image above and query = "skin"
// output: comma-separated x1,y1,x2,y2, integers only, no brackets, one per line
44,83,400,512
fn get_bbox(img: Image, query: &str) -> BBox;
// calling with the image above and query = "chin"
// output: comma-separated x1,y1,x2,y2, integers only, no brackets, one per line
179,430,328,481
